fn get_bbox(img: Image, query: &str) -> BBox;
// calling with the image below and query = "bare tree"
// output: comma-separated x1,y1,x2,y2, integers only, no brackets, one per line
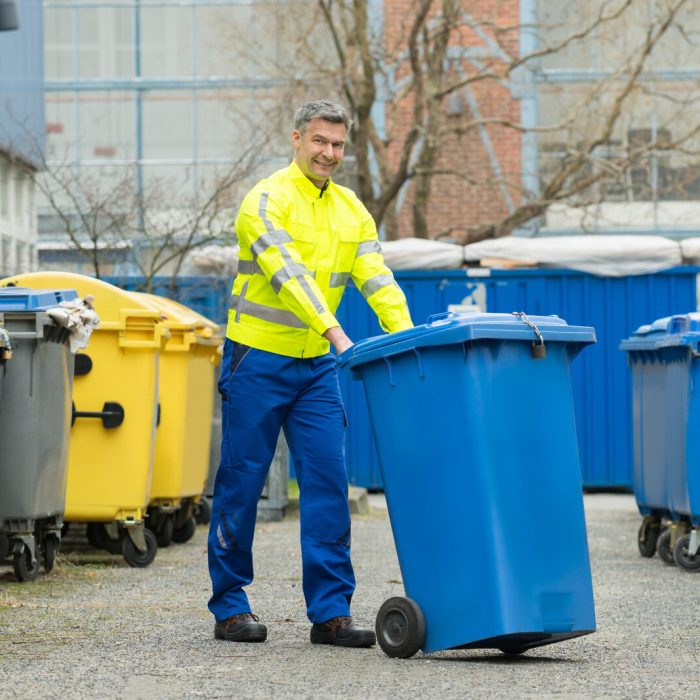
218,0,699,242
34,143,262,291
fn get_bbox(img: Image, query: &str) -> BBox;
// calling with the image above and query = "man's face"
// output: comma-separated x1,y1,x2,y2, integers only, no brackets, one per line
292,118,346,187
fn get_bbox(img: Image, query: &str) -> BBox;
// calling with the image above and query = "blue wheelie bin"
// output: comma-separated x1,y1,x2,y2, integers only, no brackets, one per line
342,311,597,658
621,313,700,570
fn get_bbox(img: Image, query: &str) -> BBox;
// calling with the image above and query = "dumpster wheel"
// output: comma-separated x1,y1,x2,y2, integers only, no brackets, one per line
657,529,675,566
122,528,158,568
13,544,39,583
42,535,59,573
172,517,196,544
637,519,661,558
673,534,700,572
376,597,425,659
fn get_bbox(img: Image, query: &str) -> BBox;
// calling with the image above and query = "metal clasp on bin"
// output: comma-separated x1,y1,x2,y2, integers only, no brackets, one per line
512,311,546,359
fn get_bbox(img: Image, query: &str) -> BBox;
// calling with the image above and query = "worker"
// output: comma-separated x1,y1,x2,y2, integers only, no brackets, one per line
208,99,413,647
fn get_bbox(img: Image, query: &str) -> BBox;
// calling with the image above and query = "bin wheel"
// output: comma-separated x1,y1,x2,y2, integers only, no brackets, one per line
172,516,196,544
86,523,123,554
13,545,39,583
375,597,426,659
61,522,70,538
43,535,59,573
195,498,211,526
156,516,174,548
657,529,676,566
638,521,661,558
122,529,158,568
498,647,527,656
673,534,700,572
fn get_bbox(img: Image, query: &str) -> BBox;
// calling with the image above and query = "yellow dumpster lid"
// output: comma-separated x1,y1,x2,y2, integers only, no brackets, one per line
137,293,222,339
0,271,165,330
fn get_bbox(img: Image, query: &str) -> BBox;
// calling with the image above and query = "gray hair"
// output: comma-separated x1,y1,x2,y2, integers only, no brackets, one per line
294,100,352,135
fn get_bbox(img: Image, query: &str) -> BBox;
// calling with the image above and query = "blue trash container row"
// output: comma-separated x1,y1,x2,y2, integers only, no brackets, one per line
342,311,597,657
621,313,700,572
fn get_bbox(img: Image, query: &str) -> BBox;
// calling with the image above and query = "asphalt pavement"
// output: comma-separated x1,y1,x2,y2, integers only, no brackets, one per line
1,493,699,699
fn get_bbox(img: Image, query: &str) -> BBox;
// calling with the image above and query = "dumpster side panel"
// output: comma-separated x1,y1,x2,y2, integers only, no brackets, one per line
67,335,159,521
0,323,73,519
338,268,700,490
356,338,595,653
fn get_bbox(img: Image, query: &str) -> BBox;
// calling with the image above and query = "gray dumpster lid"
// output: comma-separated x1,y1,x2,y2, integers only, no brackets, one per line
341,311,596,370
620,312,700,351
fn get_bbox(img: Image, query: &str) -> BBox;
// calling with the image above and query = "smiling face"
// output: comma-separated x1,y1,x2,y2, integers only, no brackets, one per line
292,118,346,188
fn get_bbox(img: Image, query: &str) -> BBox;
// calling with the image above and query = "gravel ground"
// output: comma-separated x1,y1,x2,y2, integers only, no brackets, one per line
1,493,699,699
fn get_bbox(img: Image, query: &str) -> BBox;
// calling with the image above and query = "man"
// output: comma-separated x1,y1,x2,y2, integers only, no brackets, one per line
208,100,413,647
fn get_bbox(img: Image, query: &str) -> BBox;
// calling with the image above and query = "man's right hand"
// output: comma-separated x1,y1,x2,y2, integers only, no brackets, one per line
324,325,353,355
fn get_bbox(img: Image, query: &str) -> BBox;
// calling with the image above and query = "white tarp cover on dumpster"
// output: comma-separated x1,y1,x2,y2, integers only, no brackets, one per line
380,237,464,270
462,235,683,277
680,238,700,264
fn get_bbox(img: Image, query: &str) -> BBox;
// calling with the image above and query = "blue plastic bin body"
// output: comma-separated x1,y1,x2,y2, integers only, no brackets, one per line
343,312,597,654
621,313,700,524
336,267,700,490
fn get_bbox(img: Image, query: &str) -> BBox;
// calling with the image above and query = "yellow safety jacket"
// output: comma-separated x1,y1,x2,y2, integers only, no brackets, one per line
227,160,413,357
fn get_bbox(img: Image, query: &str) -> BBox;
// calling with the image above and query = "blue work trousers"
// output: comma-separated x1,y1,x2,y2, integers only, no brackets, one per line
208,339,355,623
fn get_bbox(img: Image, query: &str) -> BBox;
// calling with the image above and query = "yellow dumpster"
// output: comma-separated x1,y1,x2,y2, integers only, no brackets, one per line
131,292,222,547
0,272,168,567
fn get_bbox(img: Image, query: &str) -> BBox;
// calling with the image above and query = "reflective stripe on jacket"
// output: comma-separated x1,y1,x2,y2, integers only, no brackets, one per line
227,160,413,357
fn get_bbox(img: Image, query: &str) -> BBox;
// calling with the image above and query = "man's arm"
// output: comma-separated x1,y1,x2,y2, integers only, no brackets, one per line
324,325,353,354
349,203,413,334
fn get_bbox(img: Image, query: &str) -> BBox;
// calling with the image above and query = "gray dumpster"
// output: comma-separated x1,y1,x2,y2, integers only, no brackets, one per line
0,287,77,581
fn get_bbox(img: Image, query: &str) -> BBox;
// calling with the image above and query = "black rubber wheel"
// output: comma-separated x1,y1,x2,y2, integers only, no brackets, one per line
498,647,527,656
61,522,70,537
375,597,426,658
86,523,122,554
122,528,158,568
43,535,59,573
86,522,105,550
172,516,196,544
673,534,700,571
156,515,174,548
195,498,211,525
638,520,661,558
657,528,676,566
13,544,39,582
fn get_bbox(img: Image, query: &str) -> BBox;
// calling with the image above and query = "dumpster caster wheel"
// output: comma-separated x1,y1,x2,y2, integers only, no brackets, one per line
43,535,59,573
657,529,675,566
122,528,157,568
86,523,122,554
172,516,196,544
156,516,174,548
195,499,211,525
673,534,700,571
638,521,661,558
376,597,425,658
13,545,39,583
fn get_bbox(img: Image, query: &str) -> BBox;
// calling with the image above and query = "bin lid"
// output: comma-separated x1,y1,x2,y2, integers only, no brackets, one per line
0,286,78,311
341,311,596,370
136,293,221,337
620,312,700,351
0,272,162,326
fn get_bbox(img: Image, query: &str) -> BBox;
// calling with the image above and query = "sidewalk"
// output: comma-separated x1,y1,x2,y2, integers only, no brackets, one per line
1,493,699,698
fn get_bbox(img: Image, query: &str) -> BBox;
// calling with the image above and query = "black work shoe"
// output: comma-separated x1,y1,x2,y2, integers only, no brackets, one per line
310,615,376,648
214,613,267,642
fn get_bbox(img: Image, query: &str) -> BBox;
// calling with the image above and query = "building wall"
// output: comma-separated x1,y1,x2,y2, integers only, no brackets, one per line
0,0,43,275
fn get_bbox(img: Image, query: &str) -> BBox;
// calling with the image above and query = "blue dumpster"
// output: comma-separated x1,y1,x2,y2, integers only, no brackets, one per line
621,313,700,570
342,311,597,657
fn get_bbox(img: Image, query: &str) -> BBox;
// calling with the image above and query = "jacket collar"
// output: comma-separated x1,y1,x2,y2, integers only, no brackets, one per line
288,160,332,203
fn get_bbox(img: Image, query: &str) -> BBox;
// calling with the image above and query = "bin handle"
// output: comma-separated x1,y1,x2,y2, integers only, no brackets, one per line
426,311,459,327
669,315,690,334
72,401,125,429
